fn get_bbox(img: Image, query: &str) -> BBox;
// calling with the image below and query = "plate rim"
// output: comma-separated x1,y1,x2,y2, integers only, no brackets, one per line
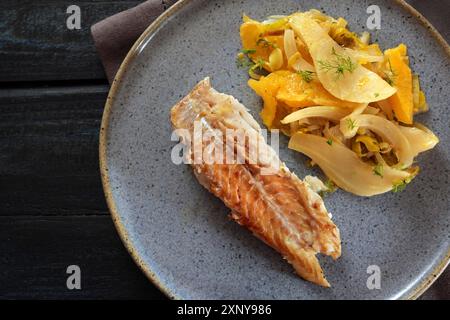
99,0,450,300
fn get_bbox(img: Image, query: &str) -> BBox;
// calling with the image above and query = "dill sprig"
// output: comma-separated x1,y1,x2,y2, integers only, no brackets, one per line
325,180,337,192
392,169,418,193
236,49,259,69
318,47,357,78
236,53,253,69
392,180,407,193
297,70,315,83
247,58,267,79
373,164,384,178
253,58,265,70
383,58,397,86
346,118,357,130
241,48,256,54
256,38,277,49
236,50,267,80
319,179,337,197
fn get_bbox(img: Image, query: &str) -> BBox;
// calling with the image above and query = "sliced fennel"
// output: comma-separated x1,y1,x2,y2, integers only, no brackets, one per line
289,133,411,196
397,123,439,157
281,106,352,124
339,103,368,138
290,14,396,103
343,114,414,167
283,29,298,60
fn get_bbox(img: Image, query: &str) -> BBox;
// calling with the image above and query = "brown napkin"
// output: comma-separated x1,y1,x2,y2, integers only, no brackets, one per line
91,0,449,299
91,0,177,83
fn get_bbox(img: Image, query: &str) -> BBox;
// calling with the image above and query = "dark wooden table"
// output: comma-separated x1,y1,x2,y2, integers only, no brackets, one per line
0,0,448,299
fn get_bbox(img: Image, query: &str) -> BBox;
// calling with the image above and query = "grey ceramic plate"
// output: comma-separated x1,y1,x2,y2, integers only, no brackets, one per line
100,0,450,299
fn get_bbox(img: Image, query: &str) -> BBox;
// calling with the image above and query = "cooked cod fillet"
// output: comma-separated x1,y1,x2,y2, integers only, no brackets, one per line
171,78,341,287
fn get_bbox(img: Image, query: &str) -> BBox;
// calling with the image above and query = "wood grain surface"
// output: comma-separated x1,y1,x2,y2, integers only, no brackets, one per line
0,0,140,82
0,86,108,216
0,0,448,300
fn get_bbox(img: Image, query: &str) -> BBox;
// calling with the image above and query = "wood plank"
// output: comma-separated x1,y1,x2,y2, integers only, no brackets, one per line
0,215,166,299
0,0,140,82
0,86,109,216
0,215,447,299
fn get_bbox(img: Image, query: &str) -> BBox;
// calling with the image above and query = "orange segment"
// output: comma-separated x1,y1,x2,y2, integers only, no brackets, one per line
240,21,286,71
240,21,265,58
248,72,286,128
275,71,360,108
248,70,361,128
384,44,413,124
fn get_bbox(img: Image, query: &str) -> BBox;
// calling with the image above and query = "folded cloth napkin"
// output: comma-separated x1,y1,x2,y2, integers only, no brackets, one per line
91,0,449,300
91,0,177,82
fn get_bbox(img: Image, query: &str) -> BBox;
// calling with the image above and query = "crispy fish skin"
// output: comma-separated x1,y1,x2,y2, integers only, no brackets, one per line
171,78,341,287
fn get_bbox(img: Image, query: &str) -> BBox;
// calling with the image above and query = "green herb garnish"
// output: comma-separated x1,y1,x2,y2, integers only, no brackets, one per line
251,58,265,71
236,50,264,73
256,38,277,49
247,58,267,79
236,51,254,69
320,179,337,197
374,92,380,98
325,180,337,192
297,70,315,83
392,169,417,193
373,164,384,178
326,138,333,146
318,47,357,78
346,118,357,130
241,48,256,54
392,180,407,193
383,59,397,86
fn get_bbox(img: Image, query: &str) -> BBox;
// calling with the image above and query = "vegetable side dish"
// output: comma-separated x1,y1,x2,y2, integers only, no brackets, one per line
237,10,439,196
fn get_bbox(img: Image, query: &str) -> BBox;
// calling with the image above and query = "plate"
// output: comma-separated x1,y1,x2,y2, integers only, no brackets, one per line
100,0,450,299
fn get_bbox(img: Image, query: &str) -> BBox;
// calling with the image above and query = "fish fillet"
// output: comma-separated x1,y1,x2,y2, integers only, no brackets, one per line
170,78,341,287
